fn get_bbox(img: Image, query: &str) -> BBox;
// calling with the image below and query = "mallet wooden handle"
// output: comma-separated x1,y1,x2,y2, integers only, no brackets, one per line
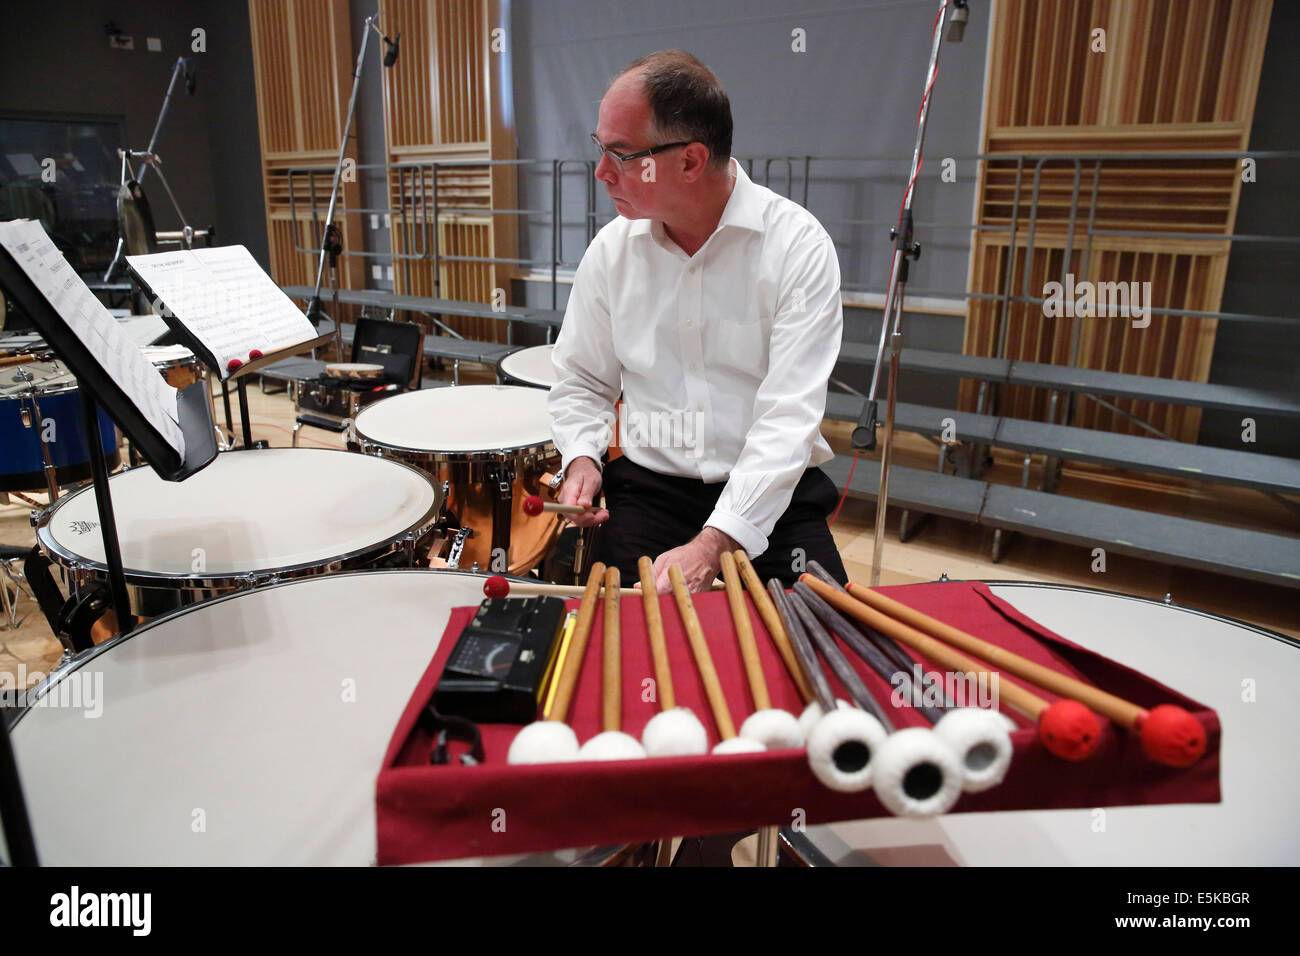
720,552,770,711
0,352,42,369
638,556,676,711
492,579,640,598
800,575,1052,720
547,562,606,721
843,580,1145,728
669,564,735,740
733,551,814,703
602,565,621,732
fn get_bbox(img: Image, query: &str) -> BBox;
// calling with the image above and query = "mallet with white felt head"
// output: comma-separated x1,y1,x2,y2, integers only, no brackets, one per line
507,562,606,764
719,552,804,750
637,556,709,756
667,566,765,756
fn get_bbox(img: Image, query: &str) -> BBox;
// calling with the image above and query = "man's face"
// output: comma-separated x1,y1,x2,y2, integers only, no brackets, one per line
593,73,679,221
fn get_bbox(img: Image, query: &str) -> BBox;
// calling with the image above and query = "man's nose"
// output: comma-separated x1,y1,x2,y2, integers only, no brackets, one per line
594,153,618,185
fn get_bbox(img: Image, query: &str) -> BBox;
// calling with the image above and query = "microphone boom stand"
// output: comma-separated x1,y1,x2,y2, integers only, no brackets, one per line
852,0,960,586
306,12,396,359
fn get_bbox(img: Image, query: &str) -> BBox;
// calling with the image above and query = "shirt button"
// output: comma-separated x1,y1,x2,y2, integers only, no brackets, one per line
685,319,693,327
689,362,698,372
688,266,697,274
696,403,704,411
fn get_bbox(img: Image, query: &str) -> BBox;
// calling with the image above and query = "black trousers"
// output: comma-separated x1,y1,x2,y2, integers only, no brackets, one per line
591,455,848,588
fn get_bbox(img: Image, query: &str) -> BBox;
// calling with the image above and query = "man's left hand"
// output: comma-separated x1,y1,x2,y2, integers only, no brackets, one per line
647,527,741,594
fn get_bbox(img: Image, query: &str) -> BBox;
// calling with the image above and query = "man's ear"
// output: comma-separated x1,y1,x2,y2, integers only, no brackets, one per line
679,142,711,183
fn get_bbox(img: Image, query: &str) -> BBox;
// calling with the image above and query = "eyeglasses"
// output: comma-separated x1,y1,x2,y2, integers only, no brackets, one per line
591,133,690,173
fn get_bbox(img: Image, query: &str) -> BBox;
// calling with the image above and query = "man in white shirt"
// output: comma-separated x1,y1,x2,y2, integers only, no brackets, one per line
549,50,847,593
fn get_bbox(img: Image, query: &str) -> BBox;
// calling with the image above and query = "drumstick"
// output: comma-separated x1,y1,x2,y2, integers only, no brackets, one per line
507,562,606,764
838,578,1207,767
523,495,588,517
720,553,768,711
483,575,639,599
577,566,646,760
799,575,1106,761
732,551,814,703
719,554,804,749
638,556,675,710
0,352,41,369
602,565,621,732
667,565,764,757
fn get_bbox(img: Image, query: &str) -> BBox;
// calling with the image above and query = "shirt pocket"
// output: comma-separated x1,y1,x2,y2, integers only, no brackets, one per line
710,310,771,379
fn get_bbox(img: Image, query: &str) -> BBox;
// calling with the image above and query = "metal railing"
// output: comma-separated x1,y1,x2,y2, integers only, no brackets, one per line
283,149,1300,329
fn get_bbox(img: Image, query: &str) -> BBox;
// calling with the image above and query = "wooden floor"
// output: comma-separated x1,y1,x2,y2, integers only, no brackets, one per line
3,362,1297,694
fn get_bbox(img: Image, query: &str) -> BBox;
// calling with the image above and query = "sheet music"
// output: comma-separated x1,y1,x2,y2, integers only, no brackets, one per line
0,219,185,456
127,245,317,377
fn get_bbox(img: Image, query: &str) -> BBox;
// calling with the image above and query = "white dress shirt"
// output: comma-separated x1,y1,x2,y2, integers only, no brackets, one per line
549,160,842,558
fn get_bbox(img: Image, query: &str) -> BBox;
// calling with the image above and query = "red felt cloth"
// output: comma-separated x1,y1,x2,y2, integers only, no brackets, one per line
375,581,1220,864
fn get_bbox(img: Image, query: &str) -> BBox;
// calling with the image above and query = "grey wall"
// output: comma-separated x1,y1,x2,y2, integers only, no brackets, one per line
511,0,989,297
508,0,991,401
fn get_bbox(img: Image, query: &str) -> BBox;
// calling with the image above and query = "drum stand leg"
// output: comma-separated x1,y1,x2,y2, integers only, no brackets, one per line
755,825,779,867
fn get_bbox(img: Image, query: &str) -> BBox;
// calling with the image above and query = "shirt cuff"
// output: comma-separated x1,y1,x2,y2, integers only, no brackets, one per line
705,509,767,559
560,444,605,474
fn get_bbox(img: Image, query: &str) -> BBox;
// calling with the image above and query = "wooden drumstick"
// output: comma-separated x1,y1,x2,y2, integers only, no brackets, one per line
668,564,735,740
602,565,621,732
732,550,814,703
546,562,606,722
638,556,675,711
838,578,1206,766
523,495,589,517
483,575,638,599
720,552,769,711
0,352,42,369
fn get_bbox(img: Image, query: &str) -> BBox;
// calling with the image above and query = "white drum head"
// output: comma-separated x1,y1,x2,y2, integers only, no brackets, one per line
500,345,557,389
8,571,493,865
354,385,554,453
39,448,438,579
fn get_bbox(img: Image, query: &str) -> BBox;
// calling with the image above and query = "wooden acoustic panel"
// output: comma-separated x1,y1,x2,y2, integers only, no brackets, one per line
248,0,365,318
963,0,1271,442
379,0,517,342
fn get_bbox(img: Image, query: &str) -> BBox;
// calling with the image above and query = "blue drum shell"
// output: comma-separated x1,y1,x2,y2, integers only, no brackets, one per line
0,384,119,491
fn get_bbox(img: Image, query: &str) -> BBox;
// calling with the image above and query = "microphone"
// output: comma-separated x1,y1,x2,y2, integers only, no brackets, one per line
383,31,400,67
947,0,970,43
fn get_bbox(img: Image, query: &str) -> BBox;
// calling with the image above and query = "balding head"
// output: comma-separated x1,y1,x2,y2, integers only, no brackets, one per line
615,50,732,170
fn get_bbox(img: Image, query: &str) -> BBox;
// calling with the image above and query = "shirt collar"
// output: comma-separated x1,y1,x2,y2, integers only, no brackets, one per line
628,158,767,240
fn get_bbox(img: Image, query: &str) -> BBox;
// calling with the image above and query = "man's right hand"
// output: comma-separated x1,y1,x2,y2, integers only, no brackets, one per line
557,456,609,528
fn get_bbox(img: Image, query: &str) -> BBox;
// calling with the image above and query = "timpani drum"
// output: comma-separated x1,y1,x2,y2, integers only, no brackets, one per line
783,583,1300,866
6,570,621,866
351,385,564,576
498,344,557,389
33,447,441,616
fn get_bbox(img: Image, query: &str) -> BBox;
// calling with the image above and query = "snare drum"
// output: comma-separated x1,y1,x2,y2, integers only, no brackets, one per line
785,583,1300,866
351,385,564,576
34,447,441,615
0,361,119,492
6,569,623,865
498,344,557,389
